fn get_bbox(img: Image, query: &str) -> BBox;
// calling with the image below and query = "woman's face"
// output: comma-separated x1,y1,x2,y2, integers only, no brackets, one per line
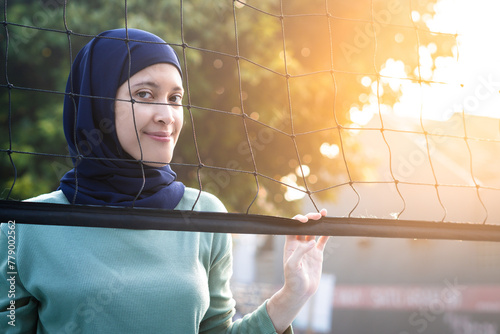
114,63,184,167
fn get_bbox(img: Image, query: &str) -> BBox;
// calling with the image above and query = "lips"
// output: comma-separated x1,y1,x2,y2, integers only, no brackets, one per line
144,131,172,142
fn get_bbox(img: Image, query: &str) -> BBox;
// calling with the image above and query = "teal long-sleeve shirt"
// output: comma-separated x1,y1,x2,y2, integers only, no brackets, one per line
1,188,291,334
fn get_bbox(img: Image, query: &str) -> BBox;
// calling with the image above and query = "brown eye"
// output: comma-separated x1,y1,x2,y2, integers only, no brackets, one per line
137,91,152,99
169,94,183,105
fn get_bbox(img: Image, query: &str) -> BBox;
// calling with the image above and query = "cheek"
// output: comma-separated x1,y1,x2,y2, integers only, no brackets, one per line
114,103,136,147
175,111,184,134
115,100,139,124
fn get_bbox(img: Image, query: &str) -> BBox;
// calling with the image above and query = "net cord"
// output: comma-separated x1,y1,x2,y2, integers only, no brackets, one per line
2,200,500,242
371,0,406,218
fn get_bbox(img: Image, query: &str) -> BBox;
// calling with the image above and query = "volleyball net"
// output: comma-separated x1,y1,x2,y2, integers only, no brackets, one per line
1,0,500,241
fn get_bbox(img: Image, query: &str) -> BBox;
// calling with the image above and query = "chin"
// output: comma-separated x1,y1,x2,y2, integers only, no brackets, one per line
145,161,169,168
143,156,171,168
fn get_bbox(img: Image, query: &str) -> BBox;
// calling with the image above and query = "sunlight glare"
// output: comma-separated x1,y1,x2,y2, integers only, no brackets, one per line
295,165,311,178
281,173,306,201
350,106,374,126
359,0,500,122
411,11,420,22
320,143,340,159
380,59,406,91
361,76,372,87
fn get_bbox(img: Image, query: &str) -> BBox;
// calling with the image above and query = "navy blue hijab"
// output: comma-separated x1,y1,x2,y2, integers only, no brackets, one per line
59,28,185,208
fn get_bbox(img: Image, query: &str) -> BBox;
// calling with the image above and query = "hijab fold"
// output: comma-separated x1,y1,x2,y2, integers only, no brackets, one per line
59,28,185,209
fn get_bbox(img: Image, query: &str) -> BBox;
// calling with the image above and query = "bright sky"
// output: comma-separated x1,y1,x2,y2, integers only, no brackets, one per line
351,0,500,124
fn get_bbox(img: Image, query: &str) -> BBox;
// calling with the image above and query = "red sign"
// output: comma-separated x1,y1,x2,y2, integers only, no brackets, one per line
332,284,500,312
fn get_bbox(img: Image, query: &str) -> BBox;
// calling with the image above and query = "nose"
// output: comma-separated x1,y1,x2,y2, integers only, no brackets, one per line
153,102,175,125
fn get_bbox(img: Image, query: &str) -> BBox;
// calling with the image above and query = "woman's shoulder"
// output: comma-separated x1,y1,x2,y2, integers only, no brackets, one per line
22,188,227,213
24,190,70,204
175,187,227,213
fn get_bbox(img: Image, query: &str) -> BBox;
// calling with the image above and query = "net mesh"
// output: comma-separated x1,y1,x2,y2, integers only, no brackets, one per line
1,0,500,238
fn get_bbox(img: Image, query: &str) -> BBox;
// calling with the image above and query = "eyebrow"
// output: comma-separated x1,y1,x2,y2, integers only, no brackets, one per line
130,81,184,92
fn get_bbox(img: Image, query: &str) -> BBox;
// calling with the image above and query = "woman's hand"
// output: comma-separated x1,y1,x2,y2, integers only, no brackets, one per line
284,208,329,299
266,208,329,334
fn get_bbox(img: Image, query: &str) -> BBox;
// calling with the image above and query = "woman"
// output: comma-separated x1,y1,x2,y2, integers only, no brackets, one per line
0,28,328,333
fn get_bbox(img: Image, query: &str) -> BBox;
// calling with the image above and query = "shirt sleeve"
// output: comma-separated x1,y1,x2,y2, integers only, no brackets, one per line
0,223,38,333
199,233,293,334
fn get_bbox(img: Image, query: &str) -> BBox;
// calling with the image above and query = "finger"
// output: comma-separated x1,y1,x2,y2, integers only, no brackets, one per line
305,235,316,242
284,235,305,248
286,240,315,269
305,212,322,221
316,236,330,251
295,235,307,241
320,208,327,217
292,212,323,223
292,214,308,223
284,235,297,259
